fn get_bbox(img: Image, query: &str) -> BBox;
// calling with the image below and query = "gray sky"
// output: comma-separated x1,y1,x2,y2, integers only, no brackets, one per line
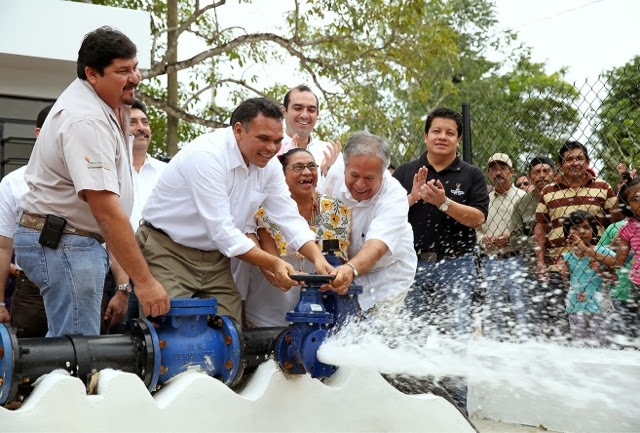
181,0,639,107
493,0,639,83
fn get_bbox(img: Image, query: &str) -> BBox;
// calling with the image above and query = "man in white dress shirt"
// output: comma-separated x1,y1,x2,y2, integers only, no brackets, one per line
102,99,168,329
128,99,167,229
324,131,417,313
280,85,342,190
138,98,334,323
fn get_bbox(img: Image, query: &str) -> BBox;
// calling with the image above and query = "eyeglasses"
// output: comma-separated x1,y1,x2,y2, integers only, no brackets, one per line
289,163,319,173
515,181,530,188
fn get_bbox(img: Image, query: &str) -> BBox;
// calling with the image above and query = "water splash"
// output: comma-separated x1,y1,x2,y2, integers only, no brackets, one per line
317,313,640,416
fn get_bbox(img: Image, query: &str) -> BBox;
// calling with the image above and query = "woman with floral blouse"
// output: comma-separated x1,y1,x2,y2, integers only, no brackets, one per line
244,148,351,327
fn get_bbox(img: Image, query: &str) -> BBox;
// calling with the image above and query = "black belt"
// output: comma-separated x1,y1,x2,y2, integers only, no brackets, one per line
418,251,464,262
142,220,169,237
480,251,520,260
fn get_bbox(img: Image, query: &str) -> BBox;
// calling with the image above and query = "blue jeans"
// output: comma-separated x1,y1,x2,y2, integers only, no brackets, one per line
480,255,529,338
404,254,477,413
14,225,109,337
405,254,477,336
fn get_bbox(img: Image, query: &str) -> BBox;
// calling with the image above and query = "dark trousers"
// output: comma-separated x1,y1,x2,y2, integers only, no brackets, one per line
100,270,139,335
10,275,48,338
404,254,477,414
535,271,570,341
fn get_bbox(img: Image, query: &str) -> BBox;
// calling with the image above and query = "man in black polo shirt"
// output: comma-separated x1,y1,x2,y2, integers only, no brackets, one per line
393,107,488,413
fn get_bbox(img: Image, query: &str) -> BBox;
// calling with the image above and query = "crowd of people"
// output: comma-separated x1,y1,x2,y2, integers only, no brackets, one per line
0,25,638,413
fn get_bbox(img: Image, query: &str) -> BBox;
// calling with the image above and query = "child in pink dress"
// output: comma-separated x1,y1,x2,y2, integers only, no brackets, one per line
613,177,640,342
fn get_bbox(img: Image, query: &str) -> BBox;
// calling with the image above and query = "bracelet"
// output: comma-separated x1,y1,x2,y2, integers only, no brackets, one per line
344,262,359,278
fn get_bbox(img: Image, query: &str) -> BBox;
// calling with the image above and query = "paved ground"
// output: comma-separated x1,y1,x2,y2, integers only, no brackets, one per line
472,418,560,433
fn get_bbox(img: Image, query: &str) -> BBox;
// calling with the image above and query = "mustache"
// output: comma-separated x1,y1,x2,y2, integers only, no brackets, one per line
133,131,149,138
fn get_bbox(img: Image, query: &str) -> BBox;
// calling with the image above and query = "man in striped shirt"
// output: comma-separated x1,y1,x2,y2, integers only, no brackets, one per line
535,140,621,339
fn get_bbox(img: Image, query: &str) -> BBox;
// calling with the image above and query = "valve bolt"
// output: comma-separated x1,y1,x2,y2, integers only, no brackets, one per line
0,377,4,386
225,360,233,370
159,340,168,349
283,362,293,370
284,334,291,345
0,348,4,358
225,335,232,345
159,366,168,375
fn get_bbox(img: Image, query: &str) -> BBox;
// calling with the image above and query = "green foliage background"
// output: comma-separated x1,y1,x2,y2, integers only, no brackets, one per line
73,0,639,185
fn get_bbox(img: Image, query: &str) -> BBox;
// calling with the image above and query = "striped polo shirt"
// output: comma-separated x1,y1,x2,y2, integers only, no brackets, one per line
535,175,618,269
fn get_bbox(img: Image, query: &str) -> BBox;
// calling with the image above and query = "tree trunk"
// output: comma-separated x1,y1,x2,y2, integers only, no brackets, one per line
167,0,179,156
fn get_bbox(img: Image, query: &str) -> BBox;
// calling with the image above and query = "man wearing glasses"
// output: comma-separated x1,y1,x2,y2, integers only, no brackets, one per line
324,131,416,314
137,98,334,323
535,141,621,339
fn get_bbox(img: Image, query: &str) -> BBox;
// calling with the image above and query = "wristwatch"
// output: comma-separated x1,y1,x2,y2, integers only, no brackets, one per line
116,283,133,294
438,197,452,212
345,262,359,278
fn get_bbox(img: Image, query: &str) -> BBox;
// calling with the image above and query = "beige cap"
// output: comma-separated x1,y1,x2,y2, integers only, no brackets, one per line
487,153,513,169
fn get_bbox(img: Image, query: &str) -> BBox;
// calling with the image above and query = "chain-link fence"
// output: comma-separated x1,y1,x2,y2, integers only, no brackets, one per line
391,65,640,348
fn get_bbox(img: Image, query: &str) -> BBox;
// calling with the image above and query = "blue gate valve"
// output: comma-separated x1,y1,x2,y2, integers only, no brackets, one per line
275,274,337,378
321,283,363,329
150,298,243,387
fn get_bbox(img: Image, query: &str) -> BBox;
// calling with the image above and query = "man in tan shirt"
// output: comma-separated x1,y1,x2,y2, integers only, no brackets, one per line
14,27,169,337
477,153,528,339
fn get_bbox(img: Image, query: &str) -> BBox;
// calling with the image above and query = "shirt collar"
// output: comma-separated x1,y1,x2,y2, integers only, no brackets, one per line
492,185,516,197
339,171,389,206
424,152,462,172
227,127,247,170
555,171,595,188
284,132,317,147
78,79,130,131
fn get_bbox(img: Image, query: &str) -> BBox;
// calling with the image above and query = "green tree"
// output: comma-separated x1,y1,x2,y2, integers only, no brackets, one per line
457,56,581,173
594,56,640,183
74,0,579,166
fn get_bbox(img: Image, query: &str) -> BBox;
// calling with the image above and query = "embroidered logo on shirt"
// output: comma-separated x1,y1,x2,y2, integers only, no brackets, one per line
85,155,110,170
451,183,464,196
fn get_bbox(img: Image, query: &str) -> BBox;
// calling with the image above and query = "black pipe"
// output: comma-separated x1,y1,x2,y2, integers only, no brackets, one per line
461,102,472,165
4,319,155,404
241,327,286,369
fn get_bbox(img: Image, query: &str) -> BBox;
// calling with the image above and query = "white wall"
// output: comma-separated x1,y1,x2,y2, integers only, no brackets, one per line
0,0,151,99
0,361,475,433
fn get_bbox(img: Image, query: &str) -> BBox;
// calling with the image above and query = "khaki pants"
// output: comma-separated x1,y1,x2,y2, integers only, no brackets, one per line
135,225,242,323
